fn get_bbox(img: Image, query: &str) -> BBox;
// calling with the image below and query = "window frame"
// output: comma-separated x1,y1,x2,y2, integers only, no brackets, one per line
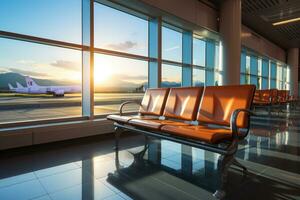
0,0,221,128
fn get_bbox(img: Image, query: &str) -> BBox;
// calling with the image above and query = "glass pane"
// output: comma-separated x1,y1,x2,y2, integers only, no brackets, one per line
250,56,258,75
162,64,182,87
193,68,205,86
215,44,220,70
193,38,205,66
262,59,269,77
94,54,148,115
258,58,262,76
94,3,148,56
270,62,276,79
277,64,283,82
250,75,258,86
257,76,261,89
282,67,287,83
246,74,250,84
205,40,215,69
262,78,269,89
162,27,182,62
205,70,215,86
240,52,246,73
240,74,246,84
271,79,276,89
0,0,81,44
215,72,221,86
246,55,250,74
0,38,82,123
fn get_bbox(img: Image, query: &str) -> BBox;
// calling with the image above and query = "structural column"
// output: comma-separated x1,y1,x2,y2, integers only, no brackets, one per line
287,48,299,96
82,0,94,117
219,0,241,85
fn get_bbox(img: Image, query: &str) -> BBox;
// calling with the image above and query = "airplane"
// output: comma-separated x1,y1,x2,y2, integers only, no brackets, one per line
8,82,29,93
8,76,81,97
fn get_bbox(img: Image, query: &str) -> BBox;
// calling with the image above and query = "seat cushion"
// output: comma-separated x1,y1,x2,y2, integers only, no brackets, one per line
107,115,159,124
128,119,190,130
161,125,233,144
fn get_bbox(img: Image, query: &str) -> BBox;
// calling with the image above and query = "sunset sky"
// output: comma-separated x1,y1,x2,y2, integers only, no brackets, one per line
0,0,205,90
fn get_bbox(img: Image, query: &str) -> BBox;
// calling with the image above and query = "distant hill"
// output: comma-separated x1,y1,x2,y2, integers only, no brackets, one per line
0,72,75,90
161,81,181,88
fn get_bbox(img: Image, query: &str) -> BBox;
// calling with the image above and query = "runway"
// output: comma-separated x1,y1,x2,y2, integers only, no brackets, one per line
0,93,143,123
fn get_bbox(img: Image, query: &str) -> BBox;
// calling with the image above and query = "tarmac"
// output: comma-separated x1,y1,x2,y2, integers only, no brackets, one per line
0,93,143,123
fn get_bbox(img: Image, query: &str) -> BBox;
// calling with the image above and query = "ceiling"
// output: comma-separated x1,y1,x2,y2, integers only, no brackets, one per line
209,0,300,49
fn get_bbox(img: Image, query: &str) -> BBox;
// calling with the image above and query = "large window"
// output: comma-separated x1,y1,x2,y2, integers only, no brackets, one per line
0,0,81,44
162,64,182,88
192,38,205,86
193,67,205,86
250,55,258,87
94,3,148,56
193,37,220,86
94,54,147,115
240,49,289,90
0,38,82,123
0,1,221,125
93,2,149,116
193,38,206,67
162,26,182,63
261,58,269,89
270,62,277,88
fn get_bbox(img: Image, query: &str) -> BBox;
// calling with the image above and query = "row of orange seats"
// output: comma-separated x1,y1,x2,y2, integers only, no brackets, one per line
253,89,297,106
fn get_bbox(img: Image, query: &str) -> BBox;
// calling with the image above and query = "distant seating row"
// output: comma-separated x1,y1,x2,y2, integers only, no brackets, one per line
253,89,298,112
107,85,256,199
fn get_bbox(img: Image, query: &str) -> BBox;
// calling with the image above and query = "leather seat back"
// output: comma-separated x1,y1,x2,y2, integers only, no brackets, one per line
284,90,290,100
260,90,271,102
253,90,261,103
278,90,286,102
270,89,278,103
139,88,170,116
163,87,203,121
197,85,256,128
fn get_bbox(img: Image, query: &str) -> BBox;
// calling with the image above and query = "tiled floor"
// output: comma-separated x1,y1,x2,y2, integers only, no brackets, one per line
0,109,299,200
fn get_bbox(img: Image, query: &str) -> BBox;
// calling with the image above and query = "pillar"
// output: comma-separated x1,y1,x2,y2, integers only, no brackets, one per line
219,0,241,85
287,48,299,96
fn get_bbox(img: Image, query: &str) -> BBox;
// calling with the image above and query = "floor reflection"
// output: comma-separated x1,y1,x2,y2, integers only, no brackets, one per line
0,111,300,200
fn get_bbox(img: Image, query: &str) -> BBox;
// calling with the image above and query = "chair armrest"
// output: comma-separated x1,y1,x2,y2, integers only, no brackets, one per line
230,109,254,139
119,101,141,116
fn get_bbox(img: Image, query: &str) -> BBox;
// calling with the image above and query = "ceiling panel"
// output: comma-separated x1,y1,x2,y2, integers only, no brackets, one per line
208,0,300,49
242,0,300,49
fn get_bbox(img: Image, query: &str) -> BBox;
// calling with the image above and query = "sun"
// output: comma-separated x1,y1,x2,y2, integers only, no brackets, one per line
94,55,114,86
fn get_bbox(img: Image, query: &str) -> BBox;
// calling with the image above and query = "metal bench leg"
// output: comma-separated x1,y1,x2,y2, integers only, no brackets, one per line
114,127,123,151
114,127,123,171
213,154,234,200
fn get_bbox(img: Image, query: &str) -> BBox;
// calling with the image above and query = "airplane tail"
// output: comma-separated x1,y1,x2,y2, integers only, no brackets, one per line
16,82,24,88
25,76,39,88
8,83,14,90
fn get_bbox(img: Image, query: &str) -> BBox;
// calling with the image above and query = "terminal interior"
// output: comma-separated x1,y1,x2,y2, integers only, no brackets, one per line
0,0,299,200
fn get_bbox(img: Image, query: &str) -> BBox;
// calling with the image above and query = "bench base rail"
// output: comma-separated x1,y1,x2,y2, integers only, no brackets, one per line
113,123,248,199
